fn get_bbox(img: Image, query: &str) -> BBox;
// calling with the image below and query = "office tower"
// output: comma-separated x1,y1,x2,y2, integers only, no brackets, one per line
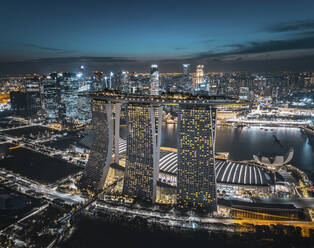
239,87,249,100
112,71,129,92
180,64,191,92
194,65,204,90
42,75,91,125
10,90,41,118
129,72,138,93
80,100,113,191
177,104,217,212
121,71,130,93
42,78,59,122
92,71,105,91
76,94,92,123
122,103,162,202
109,72,114,89
150,64,160,95
10,80,43,119
183,64,190,78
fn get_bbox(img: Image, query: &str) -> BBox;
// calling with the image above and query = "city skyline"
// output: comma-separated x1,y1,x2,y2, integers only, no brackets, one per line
1,0,314,74
1,1,314,247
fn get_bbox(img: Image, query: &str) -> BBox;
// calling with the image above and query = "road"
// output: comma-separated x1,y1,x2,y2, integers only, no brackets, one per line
0,124,37,132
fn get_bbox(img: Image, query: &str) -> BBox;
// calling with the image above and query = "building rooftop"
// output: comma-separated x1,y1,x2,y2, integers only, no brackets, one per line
90,90,246,106
159,152,274,186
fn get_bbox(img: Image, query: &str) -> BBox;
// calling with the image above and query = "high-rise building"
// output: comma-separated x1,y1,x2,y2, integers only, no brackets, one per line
42,78,59,122
10,81,43,119
239,87,249,100
83,91,234,207
122,103,162,202
80,101,113,191
42,75,91,125
112,71,129,92
183,64,190,77
109,72,114,89
194,65,204,90
150,64,160,95
179,64,191,92
91,71,105,91
121,71,130,93
177,104,217,212
10,90,41,118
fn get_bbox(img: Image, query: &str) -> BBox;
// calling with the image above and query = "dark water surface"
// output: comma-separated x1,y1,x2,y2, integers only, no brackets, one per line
121,125,314,174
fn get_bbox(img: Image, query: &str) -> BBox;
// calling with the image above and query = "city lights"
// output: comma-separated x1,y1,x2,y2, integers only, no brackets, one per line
0,0,314,247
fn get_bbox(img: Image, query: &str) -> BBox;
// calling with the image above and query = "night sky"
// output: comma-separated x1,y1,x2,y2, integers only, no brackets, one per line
1,0,314,74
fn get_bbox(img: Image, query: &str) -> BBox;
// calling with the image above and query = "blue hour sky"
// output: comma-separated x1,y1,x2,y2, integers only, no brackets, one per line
1,0,314,73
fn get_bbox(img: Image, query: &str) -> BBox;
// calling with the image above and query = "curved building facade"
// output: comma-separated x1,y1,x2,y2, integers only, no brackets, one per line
80,101,113,191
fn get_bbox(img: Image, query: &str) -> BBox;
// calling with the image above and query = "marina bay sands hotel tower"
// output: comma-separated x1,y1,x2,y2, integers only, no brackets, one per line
81,91,236,212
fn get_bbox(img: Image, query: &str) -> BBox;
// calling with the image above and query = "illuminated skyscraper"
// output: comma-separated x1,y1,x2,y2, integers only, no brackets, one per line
80,100,113,191
179,64,191,92
113,71,129,92
121,71,130,93
123,103,162,202
80,65,85,77
183,64,190,77
177,104,217,212
150,64,160,95
109,72,114,89
194,65,204,90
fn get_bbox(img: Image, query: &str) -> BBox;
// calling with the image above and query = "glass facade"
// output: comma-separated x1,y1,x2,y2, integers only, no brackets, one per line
177,104,217,212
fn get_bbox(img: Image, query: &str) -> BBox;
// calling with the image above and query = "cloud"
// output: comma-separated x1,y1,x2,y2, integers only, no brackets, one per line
27,56,137,64
154,34,314,72
231,36,314,55
22,43,68,52
0,41,72,53
186,35,314,61
1,35,314,74
268,20,314,33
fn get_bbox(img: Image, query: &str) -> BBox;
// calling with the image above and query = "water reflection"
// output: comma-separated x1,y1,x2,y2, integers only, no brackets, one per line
120,125,314,173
